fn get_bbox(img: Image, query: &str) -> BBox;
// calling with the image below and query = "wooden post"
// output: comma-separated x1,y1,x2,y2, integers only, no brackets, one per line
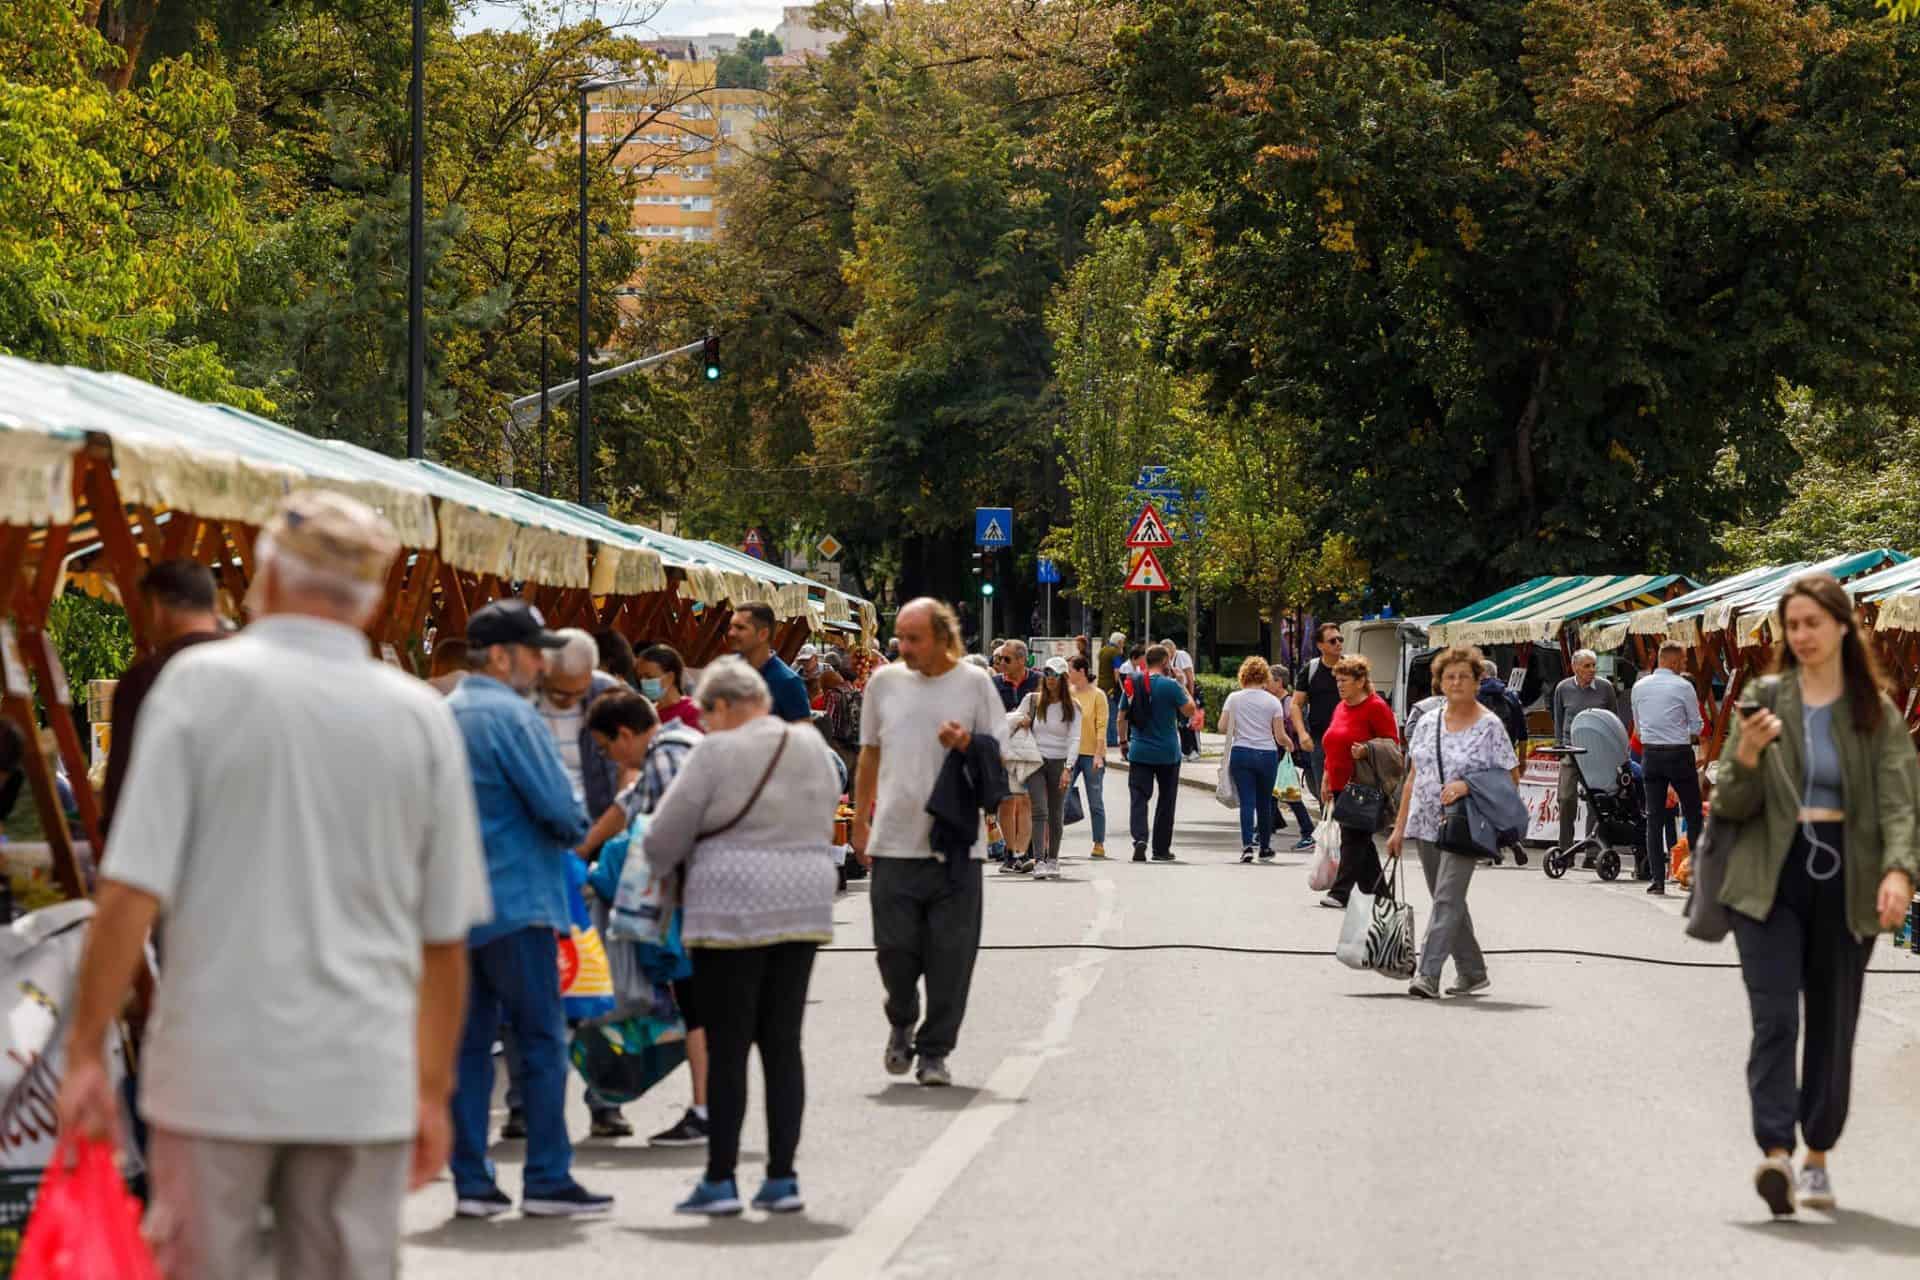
437,562,471,636
80,449,153,653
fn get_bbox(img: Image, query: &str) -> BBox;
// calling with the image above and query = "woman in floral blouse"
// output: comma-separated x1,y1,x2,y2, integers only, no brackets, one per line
1386,645,1518,1000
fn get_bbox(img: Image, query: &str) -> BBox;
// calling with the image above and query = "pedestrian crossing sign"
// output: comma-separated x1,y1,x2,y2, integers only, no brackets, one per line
1125,502,1172,548
974,507,1013,548
1124,548,1171,592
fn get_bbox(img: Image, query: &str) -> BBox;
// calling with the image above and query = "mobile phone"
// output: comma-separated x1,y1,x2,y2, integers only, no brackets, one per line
1737,701,1764,720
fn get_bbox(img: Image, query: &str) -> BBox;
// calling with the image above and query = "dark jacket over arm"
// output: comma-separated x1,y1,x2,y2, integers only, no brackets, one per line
926,737,1012,885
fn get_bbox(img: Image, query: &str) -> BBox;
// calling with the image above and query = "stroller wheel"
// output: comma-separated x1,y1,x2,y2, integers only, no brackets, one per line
1597,850,1621,882
1543,850,1569,879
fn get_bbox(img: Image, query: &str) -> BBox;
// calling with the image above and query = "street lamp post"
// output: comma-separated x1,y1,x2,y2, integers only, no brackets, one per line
576,72,656,509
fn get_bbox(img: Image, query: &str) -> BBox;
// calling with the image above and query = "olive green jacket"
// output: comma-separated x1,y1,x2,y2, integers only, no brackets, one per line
1713,670,1920,940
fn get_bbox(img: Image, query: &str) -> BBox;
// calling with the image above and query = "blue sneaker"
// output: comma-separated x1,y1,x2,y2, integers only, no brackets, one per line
988,840,1009,863
752,1177,805,1214
675,1178,743,1216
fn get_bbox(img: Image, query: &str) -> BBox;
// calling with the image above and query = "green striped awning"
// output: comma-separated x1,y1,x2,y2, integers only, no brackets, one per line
1426,574,1695,648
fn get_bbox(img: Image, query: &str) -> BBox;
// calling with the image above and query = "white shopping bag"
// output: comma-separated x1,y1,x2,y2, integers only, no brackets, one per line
1307,820,1343,892
1214,765,1238,810
1334,859,1416,979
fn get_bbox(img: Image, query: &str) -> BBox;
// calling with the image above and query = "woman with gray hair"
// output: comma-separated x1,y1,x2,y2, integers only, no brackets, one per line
642,655,842,1218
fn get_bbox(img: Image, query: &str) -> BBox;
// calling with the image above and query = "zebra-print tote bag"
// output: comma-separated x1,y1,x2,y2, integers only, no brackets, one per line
1335,857,1416,979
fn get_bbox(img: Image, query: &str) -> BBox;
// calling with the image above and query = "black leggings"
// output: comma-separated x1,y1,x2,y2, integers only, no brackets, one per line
1731,827,1873,1155
1327,791,1385,904
692,941,818,1182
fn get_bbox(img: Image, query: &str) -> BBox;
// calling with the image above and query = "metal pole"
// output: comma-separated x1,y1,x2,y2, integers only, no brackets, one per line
576,84,592,507
1046,580,1052,637
983,594,993,658
405,0,425,459
537,326,550,496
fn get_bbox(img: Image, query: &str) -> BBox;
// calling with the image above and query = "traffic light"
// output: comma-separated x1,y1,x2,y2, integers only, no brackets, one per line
702,334,721,381
981,581,995,597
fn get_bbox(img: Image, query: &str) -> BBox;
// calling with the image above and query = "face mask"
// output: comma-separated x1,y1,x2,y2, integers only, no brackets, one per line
640,677,665,699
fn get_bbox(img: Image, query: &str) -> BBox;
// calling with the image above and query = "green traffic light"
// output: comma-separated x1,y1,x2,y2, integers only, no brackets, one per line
705,365,720,380
981,583,995,596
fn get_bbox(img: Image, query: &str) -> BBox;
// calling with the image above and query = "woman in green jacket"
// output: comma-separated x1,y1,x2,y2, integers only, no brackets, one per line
1714,574,1920,1218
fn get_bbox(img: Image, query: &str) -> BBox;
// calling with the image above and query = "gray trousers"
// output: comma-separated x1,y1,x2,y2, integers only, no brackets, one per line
147,1127,410,1280
870,856,984,1059
1556,759,1592,851
1035,757,1068,861
1414,838,1487,983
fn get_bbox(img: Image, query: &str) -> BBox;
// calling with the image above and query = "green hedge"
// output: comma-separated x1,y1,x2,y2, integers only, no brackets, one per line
1195,672,1236,712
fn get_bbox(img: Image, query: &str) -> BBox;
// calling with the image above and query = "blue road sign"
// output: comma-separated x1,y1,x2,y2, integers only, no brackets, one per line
1036,557,1061,585
1133,466,1170,490
974,507,1013,548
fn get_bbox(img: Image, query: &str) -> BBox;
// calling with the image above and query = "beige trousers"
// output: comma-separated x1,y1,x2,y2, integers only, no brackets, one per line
146,1128,409,1280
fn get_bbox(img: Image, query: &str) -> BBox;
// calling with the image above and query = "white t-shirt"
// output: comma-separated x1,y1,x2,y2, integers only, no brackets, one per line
537,695,587,804
860,661,1008,860
106,616,491,1144
1028,695,1078,760
1222,687,1287,752
1173,649,1195,673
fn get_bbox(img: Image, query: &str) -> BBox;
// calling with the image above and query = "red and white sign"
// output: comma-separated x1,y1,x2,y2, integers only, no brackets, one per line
1518,753,1588,845
1124,548,1171,592
1125,502,1173,548
742,528,765,559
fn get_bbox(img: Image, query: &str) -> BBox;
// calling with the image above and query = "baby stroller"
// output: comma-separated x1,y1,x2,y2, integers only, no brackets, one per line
1540,708,1648,881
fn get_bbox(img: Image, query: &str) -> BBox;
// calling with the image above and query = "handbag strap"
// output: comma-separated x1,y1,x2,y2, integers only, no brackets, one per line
698,725,790,840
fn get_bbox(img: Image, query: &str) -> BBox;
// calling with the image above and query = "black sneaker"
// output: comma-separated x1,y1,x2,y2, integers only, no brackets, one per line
1646,882,1667,896
649,1108,710,1148
1240,846,1256,864
590,1109,633,1139
1132,844,1147,862
499,1108,526,1140
1152,851,1176,862
523,1183,615,1218
1257,848,1276,861
456,1187,513,1220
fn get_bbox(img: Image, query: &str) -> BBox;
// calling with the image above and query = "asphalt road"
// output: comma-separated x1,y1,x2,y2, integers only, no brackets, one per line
400,767,1920,1278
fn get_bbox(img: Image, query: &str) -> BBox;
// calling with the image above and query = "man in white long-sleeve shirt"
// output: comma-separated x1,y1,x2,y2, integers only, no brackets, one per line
1630,641,1704,897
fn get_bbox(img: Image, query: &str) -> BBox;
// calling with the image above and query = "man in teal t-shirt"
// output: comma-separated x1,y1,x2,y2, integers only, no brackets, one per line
1126,644,1196,862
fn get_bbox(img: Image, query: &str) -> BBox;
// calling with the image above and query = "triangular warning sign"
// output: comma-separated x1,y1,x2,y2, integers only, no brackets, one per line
981,518,1006,543
1124,548,1171,592
1126,503,1172,547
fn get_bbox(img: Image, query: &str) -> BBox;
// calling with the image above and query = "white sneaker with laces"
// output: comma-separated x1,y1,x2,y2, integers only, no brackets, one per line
1797,1165,1835,1211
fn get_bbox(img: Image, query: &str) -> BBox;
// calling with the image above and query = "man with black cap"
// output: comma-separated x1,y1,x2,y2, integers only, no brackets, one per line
444,598,612,1220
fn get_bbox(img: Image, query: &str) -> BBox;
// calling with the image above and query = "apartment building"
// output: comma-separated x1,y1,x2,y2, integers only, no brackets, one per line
583,58,771,256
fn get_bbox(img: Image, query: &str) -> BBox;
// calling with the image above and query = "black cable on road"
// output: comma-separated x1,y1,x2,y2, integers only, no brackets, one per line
818,942,1920,974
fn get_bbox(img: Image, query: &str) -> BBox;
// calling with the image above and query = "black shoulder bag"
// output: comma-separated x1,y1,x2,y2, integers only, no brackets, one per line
1331,739,1389,832
1434,711,1494,858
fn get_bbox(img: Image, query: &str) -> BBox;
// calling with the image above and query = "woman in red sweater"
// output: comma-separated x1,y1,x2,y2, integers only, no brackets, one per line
1321,655,1401,908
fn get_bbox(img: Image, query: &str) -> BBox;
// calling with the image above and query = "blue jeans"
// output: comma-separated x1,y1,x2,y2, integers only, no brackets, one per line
1229,747,1281,850
1068,753,1108,844
1106,690,1122,747
452,927,574,1198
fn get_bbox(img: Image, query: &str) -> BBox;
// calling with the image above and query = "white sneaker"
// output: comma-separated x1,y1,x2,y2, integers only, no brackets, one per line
1319,894,1345,909
1797,1165,1835,1211
1445,975,1491,996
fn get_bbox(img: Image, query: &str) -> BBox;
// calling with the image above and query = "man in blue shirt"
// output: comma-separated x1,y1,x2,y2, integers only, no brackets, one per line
1126,644,1197,862
1629,640,1704,897
728,601,814,722
446,599,611,1220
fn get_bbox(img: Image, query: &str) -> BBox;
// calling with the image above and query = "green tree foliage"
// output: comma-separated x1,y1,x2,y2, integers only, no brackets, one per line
1107,0,1920,609
1044,225,1162,634
0,0,263,406
1717,393,1920,569
716,29,782,89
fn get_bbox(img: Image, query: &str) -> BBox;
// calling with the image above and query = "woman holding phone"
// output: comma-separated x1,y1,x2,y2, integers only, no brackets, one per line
1713,573,1920,1217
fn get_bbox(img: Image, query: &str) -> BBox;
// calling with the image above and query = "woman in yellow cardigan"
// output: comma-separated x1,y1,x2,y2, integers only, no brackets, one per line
1714,573,1920,1218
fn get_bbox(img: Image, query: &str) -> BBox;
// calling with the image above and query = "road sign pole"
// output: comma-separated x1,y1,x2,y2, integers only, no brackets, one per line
1046,581,1052,637
983,594,994,658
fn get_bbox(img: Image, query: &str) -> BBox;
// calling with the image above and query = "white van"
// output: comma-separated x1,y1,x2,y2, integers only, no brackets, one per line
1338,616,1440,722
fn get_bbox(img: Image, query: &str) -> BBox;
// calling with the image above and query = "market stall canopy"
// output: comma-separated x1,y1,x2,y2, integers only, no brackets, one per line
1425,575,1696,649
506,494,786,610
1583,552,1909,652
1848,558,1920,633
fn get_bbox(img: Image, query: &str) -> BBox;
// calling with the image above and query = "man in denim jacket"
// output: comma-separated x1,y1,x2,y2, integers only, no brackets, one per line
445,599,612,1220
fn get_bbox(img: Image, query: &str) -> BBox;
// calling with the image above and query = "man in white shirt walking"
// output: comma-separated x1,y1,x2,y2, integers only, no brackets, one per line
853,598,1007,1087
57,492,491,1280
1629,641,1705,897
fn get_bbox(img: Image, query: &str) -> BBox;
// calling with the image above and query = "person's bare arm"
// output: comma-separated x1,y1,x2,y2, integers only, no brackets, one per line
1290,691,1313,749
852,745,880,866
57,881,159,1139
412,941,468,1189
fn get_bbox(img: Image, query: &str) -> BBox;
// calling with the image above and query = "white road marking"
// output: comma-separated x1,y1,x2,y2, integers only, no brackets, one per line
807,878,1121,1280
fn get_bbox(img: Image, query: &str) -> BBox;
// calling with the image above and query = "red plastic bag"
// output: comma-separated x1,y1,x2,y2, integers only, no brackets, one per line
15,1137,158,1280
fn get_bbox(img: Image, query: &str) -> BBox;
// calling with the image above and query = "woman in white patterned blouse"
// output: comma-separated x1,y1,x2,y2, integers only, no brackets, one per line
1386,645,1517,1000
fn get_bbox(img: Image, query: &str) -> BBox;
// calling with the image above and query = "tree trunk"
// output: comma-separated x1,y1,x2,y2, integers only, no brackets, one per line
107,0,160,93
